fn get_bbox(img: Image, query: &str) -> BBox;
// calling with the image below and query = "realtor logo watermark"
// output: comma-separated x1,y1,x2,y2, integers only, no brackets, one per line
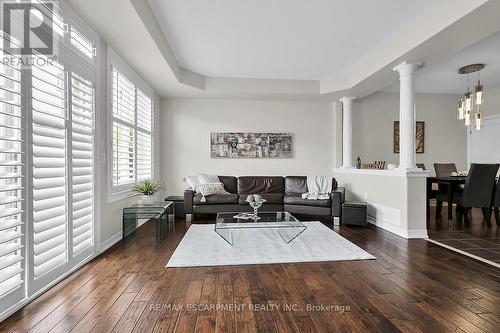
1,0,58,66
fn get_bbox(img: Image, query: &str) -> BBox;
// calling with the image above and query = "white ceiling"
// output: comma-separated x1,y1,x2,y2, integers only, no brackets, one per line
67,0,500,99
147,0,464,81
385,30,500,94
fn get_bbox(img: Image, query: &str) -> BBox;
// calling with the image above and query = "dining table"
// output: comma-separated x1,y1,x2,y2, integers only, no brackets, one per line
426,176,467,221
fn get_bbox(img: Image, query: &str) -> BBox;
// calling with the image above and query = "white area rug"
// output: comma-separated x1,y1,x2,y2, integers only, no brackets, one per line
166,221,375,267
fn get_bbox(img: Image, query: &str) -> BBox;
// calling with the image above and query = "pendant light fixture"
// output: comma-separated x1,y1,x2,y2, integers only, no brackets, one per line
457,64,485,130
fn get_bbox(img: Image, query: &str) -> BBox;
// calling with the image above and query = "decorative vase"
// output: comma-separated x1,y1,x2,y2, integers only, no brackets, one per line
245,194,266,220
141,194,155,205
356,156,361,169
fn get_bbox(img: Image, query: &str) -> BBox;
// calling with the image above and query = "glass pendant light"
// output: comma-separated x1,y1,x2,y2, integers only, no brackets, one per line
458,64,485,128
457,98,464,119
475,111,483,130
464,91,472,112
475,80,483,105
464,112,471,126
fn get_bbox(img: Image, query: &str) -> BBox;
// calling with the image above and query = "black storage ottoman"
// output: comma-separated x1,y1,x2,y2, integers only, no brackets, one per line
165,195,185,218
342,201,368,227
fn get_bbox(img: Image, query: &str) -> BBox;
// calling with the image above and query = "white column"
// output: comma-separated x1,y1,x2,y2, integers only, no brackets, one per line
340,96,356,168
393,62,420,170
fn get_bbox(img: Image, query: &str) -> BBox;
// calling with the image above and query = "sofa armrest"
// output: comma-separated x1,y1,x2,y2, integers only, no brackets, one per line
331,187,345,217
184,189,194,214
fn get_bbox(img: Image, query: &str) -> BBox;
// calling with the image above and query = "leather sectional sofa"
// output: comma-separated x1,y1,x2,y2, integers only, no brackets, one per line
184,176,345,220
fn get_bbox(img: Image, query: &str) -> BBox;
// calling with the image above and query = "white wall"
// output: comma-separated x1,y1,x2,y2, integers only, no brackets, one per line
467,85,500,165
352,92,468,174
160,99,334,195
332,168,428,239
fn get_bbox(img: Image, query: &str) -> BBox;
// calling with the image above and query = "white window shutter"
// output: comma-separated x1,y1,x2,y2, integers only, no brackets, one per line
71,72,94,255
136,89,152,180
113,121,135,185
0,31,25,304
136,130,152,181
70,26,95,60
31,55,68,279
112,68,135,124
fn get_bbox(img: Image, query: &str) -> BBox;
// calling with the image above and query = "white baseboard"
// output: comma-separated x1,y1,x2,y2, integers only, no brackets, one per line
367,216,428,239
98,231,122,254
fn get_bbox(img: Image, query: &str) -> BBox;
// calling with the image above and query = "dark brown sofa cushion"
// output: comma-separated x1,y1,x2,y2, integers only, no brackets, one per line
218,176,238,194
283,195,331,207
285,176,308,194
238,176,284,195
194,194,239,205
238,193,284,205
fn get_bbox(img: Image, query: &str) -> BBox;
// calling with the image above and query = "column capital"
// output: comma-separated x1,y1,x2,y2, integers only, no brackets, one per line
393,61,423,76
339,96,356,104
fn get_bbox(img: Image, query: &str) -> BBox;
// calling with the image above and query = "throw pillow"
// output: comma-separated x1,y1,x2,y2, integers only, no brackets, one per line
198,173,220,184
197,182,229,202
183,175,202,192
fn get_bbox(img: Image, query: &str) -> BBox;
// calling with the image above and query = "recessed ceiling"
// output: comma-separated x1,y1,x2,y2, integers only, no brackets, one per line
147,0,465,81
384,31,500,94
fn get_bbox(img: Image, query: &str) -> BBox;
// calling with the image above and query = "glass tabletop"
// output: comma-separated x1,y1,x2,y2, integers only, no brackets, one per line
123,201,173,217
216,211,304,229
123,201,173,210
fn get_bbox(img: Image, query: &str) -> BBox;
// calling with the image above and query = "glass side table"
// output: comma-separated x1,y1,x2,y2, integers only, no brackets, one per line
123,201,174,247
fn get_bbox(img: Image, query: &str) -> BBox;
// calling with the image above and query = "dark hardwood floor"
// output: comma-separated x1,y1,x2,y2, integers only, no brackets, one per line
1,217,500,333
428,203,500,264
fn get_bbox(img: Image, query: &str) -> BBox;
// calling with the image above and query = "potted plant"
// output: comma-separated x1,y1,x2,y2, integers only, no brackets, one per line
133,179,166,205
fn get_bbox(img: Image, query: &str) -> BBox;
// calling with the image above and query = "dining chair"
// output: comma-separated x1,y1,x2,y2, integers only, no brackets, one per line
493,178,500,226
416,163,426,170
438,163,499,226
433,163,458,220
434,163,457,177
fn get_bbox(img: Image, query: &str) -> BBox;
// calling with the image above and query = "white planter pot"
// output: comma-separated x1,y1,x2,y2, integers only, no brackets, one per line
141,195,155,205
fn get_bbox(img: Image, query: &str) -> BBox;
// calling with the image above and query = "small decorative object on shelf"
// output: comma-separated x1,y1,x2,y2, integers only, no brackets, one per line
133,179,166,205
451,170,468,177
245,194,267,220
362,161,386,170
356,156,361,169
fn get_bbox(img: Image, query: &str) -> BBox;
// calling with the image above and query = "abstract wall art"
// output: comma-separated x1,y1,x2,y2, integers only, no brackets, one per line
210,132,293,158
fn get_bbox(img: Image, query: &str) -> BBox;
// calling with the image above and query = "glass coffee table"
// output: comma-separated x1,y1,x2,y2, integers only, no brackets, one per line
215,211,306,245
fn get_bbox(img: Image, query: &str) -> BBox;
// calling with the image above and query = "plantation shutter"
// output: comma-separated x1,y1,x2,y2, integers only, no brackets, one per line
70,72,94,255
0,0,98,319
31,55,68,280
0,31,25,307
136,89,152,181
111,66,153,188
112,68,136,185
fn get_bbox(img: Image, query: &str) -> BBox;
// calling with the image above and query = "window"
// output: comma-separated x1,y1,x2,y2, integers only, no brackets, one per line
0,0,98,317
110,58,154,193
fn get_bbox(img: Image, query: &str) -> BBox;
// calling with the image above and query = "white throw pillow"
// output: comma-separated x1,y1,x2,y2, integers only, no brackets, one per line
198,173,220,184
183,175,202,192
197,182,229,202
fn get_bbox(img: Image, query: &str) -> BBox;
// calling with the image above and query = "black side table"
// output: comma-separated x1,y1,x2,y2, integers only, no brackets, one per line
165,195,184,218
342,201,368,227
123,201,174,246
